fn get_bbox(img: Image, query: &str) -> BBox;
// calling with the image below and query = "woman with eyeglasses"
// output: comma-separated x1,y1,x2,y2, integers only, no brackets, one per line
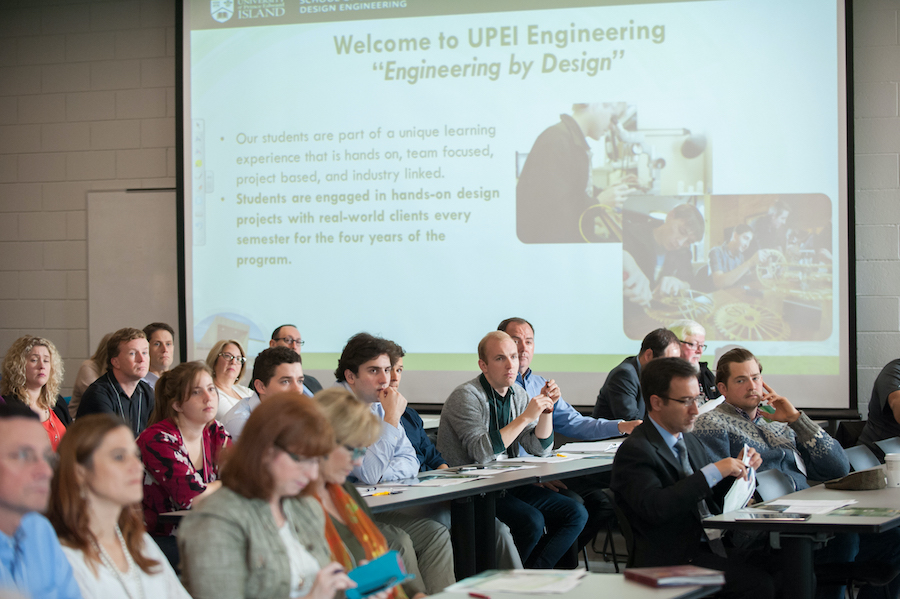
314,388,428,599
48,413,191,598
137,361,230,547
178,392,362,599
205,339,253,420
1,335,72,451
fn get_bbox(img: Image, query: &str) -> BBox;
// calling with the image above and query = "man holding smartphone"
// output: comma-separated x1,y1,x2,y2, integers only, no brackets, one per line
694,347,900,599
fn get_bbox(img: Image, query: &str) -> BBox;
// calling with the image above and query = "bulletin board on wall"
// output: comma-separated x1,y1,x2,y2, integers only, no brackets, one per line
87,190,180,353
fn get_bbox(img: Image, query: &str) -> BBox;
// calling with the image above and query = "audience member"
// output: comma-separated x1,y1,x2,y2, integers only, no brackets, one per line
0,403,81,599
858,358,900,446
69,333,112,418
315,387,444,598
1,336,71,451
334,333,419,484
694,348,900,599
138,362,230,539
77,328,155,438
270,324,323,395
205,339,253,420
386,344,524,571
142,323,175,388
499,317,640,561
437,331,587,569
593,328,679,420
48,414,189,598
335,334,455,592
610,358,775,599
221,346,303,439
178,393,354,599
667,320,719,402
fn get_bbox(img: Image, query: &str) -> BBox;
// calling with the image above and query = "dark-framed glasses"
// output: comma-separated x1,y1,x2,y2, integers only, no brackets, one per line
275,337,304,347
678,339,708,352
275,444,317,465
219,352,246,364
661,395,704,408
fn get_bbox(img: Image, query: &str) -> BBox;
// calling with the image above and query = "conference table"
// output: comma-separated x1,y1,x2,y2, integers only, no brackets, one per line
704,479,900,599
364,454,616,578
432,572,718,599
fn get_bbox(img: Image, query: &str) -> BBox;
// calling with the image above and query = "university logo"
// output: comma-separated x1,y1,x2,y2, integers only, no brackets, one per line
211,0,234,23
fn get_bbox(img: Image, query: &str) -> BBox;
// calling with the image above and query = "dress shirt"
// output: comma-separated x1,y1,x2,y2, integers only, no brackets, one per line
336,382,420,484
0,513,82,599
222,392,261,439
517,369,621,441
648,417,722,489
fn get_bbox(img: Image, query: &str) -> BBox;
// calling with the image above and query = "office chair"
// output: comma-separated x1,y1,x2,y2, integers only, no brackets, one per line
845,445,881,471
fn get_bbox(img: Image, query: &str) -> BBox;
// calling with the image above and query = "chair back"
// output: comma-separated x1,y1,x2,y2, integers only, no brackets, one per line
603,488,635,568
846,445,881,471
755,468,795,501
874,437,900,458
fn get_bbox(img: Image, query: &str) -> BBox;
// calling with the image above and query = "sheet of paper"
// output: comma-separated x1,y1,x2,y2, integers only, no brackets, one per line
413,476,489,486
559,441,623,453
445,569,588,594
722,468,756,513
505,455,583,463
767,499,857,514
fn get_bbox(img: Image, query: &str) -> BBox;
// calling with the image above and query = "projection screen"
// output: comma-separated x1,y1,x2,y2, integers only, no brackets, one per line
180,0,852,409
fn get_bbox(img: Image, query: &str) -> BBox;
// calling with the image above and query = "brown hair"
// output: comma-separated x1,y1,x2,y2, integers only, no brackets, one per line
90,333,113,376
715,347,761,386
48,414,160,575
106,328,147,371
315,388,381,448
220,392,334,500
205,339,248,385
0,336,64,411
149,361,213,426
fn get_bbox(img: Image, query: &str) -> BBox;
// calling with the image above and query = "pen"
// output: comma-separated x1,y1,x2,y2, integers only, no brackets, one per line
468,593,490,599
372,491,393,496
556,453,568,458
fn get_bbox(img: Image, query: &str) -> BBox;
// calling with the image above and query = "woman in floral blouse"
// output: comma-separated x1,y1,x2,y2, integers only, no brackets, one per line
137,361,231,538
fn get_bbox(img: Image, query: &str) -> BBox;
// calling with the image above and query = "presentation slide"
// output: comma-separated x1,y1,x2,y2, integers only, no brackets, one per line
182,0,850,407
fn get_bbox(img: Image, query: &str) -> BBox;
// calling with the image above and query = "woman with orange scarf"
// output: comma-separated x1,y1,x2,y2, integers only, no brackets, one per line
314,388,430,599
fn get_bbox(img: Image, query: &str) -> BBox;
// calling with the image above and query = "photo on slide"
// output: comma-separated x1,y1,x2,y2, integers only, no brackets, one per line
622,194,833,342
516,102,711,244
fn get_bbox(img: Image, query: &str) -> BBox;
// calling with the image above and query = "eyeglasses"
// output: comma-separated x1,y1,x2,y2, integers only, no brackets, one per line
4,447,58,469
219,352,246,364
660,395,704,408
274,337,304,347
678,339,708,352
344,445,367,460
275,444,317,465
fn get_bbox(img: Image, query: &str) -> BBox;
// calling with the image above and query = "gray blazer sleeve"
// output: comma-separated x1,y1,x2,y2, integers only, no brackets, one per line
440,384,496,464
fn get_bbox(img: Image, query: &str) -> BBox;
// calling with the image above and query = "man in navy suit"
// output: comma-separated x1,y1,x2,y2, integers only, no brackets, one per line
611,357,776,599
593,328,680,420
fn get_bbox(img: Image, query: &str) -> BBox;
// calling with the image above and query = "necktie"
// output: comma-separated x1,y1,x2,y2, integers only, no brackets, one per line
674,437,726,555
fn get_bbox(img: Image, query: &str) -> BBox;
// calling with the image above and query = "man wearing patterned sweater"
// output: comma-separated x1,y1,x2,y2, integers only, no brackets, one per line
694,347,900,599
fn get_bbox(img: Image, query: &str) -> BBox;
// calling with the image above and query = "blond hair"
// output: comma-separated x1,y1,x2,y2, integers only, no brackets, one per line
205,339,247,385
1,336,64,411
314,388,381,448
477,330,512,362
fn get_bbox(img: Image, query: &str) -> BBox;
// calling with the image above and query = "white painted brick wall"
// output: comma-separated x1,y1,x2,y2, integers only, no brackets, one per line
0,0,895,411
0,0,175,394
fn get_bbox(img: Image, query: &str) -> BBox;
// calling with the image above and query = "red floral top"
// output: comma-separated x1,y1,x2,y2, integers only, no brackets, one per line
137,418,231,535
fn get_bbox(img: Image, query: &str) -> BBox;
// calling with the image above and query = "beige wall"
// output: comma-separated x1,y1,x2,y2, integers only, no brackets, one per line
0,0,896,414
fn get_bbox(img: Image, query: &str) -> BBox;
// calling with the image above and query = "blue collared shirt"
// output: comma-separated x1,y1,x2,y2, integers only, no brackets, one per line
516,370,622,447
648,417,722,489
335,382,420,484
0,513,82,599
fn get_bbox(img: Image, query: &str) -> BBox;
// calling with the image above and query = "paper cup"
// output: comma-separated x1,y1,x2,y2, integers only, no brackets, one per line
885,454,900,488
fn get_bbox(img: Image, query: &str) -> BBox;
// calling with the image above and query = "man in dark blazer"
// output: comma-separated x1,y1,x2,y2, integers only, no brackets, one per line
593,328,680,420
611,357,776,599
269,324,322,394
